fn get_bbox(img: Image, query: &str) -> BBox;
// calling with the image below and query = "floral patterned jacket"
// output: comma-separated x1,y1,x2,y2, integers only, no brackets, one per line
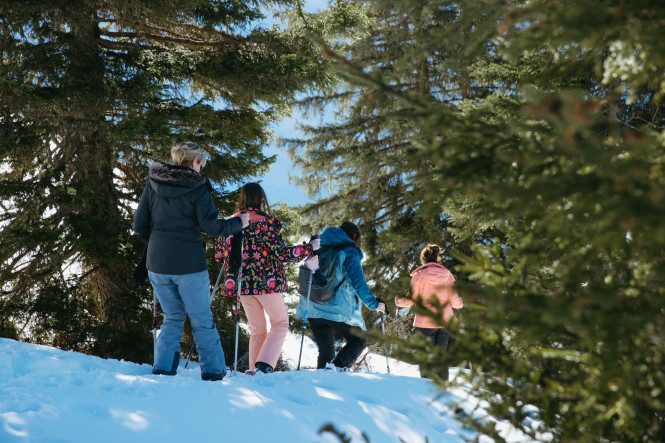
214,207,313,297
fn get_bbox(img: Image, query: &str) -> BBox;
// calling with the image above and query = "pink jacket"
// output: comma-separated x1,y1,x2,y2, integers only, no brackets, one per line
395,263,463,328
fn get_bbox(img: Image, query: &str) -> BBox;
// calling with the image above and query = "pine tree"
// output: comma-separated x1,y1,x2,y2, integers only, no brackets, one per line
283,1,497,304
292,0,665,440
0,0,327,363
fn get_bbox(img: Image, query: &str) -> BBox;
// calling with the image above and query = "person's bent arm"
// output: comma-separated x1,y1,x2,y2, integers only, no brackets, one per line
343,248,379,311
132,184,152,242
274,230,314,263
195,189,244,238
396,274,422,307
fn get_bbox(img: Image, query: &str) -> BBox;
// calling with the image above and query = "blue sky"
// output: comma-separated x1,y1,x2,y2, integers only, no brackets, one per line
257,112,316,207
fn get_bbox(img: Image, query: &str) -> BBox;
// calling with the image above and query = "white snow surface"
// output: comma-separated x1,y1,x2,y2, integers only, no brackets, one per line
0,335,532,442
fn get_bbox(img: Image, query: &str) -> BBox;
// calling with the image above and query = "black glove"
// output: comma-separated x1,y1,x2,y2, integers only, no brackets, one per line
376,297,389,316
132,246,149,288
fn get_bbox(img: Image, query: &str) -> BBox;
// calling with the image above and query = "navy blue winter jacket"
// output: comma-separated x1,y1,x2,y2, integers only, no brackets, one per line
132,163,242,275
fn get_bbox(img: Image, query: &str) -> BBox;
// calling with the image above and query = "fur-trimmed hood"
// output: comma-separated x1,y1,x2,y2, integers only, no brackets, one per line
148,163,208,198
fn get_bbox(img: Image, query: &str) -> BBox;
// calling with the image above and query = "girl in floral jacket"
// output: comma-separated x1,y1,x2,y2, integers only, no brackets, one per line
215,183,319,373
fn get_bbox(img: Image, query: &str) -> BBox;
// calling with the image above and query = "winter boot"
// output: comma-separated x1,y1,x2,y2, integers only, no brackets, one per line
201,372,225,381
255,361,273,374
152,351,179,376
324,362,349,372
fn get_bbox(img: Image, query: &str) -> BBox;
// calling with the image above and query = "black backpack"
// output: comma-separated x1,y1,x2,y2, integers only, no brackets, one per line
296,245,349,302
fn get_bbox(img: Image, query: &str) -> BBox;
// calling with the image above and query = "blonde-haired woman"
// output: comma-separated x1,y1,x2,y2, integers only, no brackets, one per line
395,244,463,379
133,142,249,381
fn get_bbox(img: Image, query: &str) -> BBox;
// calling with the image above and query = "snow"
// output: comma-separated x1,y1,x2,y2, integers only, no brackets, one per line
0,335,534,442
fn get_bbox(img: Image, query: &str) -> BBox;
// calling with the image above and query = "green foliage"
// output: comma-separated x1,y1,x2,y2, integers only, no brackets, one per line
0,1,328,363
291,0,665,440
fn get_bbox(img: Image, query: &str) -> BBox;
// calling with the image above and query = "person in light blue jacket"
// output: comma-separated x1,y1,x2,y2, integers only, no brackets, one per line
296,222,386,370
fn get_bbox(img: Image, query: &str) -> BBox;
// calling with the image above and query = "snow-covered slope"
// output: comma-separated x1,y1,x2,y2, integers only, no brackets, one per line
0,336,534,442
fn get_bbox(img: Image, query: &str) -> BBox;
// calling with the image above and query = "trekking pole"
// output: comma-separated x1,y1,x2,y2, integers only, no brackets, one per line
184,260,226,368
297,235,319,371
153,290,157,359
233,236,245,375
297,266,314,371
380,312,391,374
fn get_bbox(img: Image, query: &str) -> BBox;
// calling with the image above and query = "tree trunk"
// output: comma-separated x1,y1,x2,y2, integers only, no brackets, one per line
69,16,151,363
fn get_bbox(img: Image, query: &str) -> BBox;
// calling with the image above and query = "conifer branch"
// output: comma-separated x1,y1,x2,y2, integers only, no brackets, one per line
95,37,158,51
99,26,246,48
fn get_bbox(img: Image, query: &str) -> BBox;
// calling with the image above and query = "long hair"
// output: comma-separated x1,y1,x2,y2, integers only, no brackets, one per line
339,221,361,247
237,182,270,214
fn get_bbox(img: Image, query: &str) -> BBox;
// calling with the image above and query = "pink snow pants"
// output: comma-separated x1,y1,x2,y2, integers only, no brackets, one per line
239,292,288,370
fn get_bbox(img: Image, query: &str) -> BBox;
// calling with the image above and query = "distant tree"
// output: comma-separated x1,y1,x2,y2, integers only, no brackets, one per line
293,0,665,440
0,0,329,363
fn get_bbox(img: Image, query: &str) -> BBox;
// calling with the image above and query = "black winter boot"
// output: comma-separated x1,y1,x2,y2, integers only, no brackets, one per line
201,372,225,381
255,361,273,374
152,351,179,376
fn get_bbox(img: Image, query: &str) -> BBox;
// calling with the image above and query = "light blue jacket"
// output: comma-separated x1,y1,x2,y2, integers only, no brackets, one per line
295,227,379,330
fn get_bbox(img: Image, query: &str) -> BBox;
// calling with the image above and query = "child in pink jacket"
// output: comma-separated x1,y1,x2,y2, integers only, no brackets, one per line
395,244,463,379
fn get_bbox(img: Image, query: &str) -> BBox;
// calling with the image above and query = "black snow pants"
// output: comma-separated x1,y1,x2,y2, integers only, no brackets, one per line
416,327,451,380
309,318,367,369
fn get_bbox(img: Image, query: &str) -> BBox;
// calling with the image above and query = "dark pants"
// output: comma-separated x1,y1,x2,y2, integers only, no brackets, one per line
309,318,367,369
416,327,450,379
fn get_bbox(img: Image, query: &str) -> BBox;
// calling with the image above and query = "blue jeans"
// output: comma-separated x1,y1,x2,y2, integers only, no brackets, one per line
149,270,226,377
